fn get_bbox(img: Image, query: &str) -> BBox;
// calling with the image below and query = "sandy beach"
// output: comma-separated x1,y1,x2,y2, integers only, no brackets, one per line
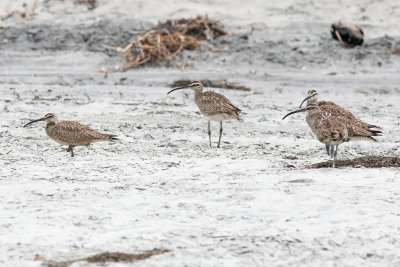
1,0,400,266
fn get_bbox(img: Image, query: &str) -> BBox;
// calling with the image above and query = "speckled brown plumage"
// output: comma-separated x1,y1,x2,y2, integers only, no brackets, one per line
167,81,243,148
45,121,116,146
194,91,243,122
284,104,349,167
24,113,117,157
303,90,381,141
306,107,349,145
285,90,382,167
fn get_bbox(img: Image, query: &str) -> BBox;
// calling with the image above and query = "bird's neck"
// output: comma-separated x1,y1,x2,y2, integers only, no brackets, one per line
194,89,202,101
307,99,317,107
46,121,56,129
306,106,319,115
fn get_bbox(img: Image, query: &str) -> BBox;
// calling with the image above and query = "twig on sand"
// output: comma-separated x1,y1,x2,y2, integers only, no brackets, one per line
334,30,345,46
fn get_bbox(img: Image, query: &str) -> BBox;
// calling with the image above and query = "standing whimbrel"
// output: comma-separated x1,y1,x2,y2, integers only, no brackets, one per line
299,90,381,140
24,113,117,157
283,91,381,167
283,105,348,167
167,81,243,148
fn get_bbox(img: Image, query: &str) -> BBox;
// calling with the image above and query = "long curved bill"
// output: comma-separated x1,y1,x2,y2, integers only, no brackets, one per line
24,117,46,128
282,107,309,120
167,86,189,95
299,95,311,108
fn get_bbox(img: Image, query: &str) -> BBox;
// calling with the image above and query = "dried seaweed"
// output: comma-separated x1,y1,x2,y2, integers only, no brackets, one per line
34,248,170,267
170,79,251,91
0,0,38,21
393,49,400,55
74,0,98,9
153,16,227,40
111,16,227,72
309,156,400,168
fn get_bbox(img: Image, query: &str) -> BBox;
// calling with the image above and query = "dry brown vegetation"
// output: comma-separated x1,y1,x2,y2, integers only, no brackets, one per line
112,16,227,72
0,0,38,21
74,0,98,9
34,248,170,267
310,156,400,168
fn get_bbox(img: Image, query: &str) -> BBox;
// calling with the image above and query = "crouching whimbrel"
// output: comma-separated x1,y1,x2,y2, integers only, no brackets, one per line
283,90,381,167
24,113,118,157
167,81,243,148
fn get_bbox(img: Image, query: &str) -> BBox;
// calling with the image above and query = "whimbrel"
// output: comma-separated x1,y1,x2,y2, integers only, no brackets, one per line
283,91,381,167
283,105,348,167
167,81,243,148
24,113,117,157
299,90,382,140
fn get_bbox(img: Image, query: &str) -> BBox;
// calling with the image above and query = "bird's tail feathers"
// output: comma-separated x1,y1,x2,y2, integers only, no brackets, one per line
350,135,378,142
370,130,382,136
108,134,118,141
367,124,381,129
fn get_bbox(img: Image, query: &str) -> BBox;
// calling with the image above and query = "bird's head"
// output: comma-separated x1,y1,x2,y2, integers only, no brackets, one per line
24,113,58,128
167,81,203,95
299,89,319,108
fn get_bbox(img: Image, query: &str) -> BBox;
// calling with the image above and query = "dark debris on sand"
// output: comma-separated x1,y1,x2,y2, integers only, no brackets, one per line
309,156,400,168
331,21,363,46
74,0,98,9
170,79,250,91
34,248,170,267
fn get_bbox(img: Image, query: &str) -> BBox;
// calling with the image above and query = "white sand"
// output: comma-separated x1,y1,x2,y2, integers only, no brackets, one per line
1,0,400,266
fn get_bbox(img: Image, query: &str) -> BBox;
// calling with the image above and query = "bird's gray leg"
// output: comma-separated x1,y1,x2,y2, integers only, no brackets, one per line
326,144,330,156
217,121,223,148
329,145,335,168
208,121,212,148
68,145,75,157
329,145,334,160
333,145,339,168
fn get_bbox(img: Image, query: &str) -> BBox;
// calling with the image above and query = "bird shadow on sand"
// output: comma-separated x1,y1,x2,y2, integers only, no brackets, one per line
34,249,170,267
309,156,400,168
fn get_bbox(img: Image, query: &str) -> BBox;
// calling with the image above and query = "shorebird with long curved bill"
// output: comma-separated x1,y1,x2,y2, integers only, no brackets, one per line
24,113,118,157
283,105,348,167
283,92,381,167
167,81,243,148
299,90,382,140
